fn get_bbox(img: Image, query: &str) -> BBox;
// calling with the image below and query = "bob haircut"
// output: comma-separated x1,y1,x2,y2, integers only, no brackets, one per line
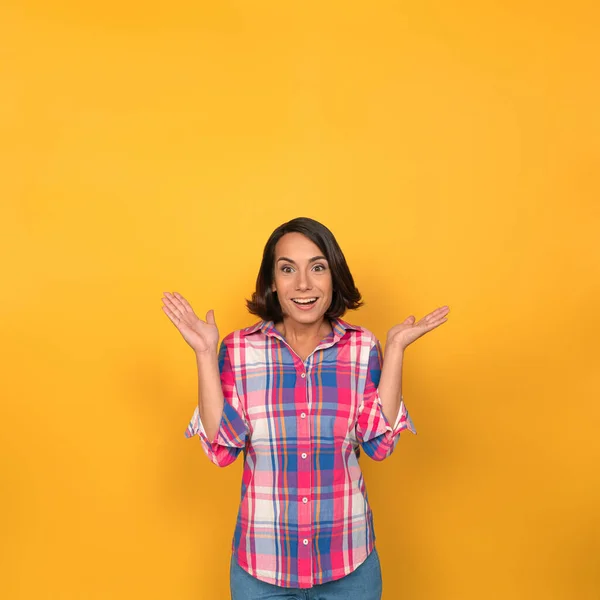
246,217,364,322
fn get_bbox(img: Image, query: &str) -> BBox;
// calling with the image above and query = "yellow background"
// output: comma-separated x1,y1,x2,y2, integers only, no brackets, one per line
1,1,599,598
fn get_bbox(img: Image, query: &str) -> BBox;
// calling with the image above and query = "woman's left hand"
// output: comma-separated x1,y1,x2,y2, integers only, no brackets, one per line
386,306,450,352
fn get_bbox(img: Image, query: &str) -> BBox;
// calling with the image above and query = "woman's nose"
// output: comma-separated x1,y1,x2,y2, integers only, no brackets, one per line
296,271,311,290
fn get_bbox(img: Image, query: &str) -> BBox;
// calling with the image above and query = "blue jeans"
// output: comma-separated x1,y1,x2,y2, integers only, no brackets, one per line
230,547,383,600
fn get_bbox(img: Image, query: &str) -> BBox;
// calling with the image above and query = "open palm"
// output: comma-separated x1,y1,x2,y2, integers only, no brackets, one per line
387,305,450,351
161,291,219,353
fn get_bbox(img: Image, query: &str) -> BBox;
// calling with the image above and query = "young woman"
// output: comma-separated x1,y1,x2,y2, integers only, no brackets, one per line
162,217,449,599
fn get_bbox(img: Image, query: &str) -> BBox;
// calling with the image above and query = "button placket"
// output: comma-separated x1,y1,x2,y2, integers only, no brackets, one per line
297,360,312,580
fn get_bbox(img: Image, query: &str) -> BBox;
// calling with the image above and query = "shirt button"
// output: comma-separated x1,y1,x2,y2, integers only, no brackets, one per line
300,412,306,419
301,453,307,459
300,373,306,378
302,497,308,504
303,539,309,545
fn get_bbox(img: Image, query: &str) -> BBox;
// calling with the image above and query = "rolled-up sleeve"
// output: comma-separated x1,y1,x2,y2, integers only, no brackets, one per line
355,338,416,461
184,337,249,467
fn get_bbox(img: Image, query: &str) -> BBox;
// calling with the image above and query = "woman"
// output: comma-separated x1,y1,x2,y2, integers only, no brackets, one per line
161,217,449,599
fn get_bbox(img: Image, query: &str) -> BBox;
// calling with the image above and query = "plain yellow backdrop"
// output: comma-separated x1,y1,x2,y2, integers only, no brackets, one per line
1,1,599,599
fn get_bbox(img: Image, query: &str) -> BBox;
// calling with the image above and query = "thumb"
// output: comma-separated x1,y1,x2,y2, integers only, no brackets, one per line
206,309,216,325
404,315,416,324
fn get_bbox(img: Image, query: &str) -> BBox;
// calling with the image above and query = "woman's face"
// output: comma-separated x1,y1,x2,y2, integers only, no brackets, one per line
271,232,333,326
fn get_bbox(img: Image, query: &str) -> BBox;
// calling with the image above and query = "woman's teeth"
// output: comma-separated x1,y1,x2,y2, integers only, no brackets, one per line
292,298,317,304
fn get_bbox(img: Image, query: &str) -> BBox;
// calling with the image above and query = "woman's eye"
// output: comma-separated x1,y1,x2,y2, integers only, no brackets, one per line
313,264,326,271
281,266,293,273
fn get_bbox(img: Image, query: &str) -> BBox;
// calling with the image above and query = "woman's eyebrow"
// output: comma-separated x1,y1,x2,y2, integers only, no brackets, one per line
276,255,327,264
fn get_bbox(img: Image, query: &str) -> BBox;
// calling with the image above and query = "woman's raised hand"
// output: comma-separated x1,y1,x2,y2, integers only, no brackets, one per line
386,305,450,352
161,292,219,354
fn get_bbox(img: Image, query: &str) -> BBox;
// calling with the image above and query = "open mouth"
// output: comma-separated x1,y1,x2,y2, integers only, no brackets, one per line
292,297,318,306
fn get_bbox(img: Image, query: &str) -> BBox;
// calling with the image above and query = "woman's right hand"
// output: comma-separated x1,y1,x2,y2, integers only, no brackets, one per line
161,292,219,354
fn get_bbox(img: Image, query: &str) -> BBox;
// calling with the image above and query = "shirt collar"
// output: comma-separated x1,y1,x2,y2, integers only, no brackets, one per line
242,317,361,344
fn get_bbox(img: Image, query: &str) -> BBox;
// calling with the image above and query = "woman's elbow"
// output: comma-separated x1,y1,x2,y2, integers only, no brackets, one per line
204,444,243,468
210,454,239,468
360,444,394,461
360,436,400,461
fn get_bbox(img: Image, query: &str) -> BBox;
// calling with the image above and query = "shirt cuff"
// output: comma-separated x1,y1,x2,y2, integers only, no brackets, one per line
391,396,417,435
184,405,212,442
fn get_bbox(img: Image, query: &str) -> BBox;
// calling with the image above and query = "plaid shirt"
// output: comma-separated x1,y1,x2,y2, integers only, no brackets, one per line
185,317,416,589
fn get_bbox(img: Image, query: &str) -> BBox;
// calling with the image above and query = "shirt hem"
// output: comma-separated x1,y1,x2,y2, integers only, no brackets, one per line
231,541,376,589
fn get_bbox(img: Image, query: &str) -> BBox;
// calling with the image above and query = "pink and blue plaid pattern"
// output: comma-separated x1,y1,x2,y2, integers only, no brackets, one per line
185,318,416,588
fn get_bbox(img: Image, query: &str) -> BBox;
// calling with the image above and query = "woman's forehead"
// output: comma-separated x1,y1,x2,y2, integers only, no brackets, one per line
275,232,324,258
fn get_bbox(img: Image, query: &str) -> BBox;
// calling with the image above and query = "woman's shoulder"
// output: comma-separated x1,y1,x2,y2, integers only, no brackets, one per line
220,320,265,346
336,317,380,347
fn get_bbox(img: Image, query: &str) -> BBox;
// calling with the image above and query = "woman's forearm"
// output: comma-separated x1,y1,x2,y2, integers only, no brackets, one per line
377,345,405,426
195,349,225,443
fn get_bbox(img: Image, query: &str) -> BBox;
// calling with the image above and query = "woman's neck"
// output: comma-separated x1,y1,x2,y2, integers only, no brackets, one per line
276,316,332,344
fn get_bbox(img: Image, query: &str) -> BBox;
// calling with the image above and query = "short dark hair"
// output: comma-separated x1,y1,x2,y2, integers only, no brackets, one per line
246,217,364,322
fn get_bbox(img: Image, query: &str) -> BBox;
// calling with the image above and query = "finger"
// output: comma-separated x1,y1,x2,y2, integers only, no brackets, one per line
162,294,184,320
422,307,449,324
163,304,196,331
168,292,190,314
206,309,216,325
423,306,449,319
162,304,181,326
174,292,195,314
420,317,448,331
430,317,448,327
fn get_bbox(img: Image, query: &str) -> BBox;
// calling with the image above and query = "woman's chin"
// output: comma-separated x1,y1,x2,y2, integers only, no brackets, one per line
283,305,325,323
